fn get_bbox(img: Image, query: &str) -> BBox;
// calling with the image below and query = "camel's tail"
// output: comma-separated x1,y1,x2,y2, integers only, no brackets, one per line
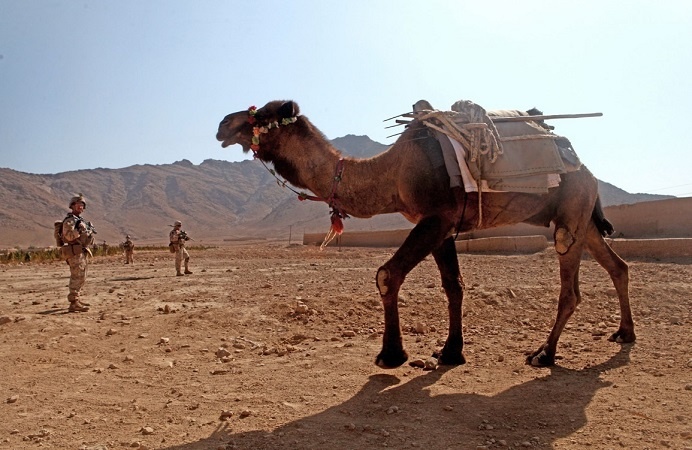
591,195,614,237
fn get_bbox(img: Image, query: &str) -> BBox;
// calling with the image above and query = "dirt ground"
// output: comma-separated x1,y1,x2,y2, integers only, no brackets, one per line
0,242,690,450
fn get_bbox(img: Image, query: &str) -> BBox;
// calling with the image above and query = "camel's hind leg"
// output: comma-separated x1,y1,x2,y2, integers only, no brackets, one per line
431,236,466,365
584,222,635,343
375,215,452,369
528,230,586,367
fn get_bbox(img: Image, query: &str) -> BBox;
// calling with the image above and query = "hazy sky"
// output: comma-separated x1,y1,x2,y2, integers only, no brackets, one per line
1,1,691,197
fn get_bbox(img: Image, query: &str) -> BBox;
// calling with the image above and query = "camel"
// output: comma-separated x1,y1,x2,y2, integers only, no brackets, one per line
216,100,635,369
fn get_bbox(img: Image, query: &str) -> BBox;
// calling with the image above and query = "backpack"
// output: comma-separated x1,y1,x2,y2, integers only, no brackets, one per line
54,220,65,247
54,214,84,247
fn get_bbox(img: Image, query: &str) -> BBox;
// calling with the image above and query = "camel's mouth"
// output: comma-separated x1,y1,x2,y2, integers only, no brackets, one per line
217,121,245,148
218,134,250,153
216,130,239,148
217,111,253,151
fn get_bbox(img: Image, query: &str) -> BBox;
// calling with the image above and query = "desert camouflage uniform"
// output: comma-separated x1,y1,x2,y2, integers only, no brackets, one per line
169,221,192,276
62,212,94,309
123,235,134,264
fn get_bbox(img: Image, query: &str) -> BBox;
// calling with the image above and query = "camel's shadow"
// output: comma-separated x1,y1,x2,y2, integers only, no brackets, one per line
163,346,632,450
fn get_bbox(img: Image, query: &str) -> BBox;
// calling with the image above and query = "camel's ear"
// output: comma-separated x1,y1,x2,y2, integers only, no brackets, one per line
278,101,299,119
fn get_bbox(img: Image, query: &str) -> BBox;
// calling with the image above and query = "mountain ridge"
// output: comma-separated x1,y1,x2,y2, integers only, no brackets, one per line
0,135,674,248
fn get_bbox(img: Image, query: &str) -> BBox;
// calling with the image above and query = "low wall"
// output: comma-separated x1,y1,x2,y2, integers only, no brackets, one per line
305,232,551,254
303,198,692,258
455,235,548,254
306,230,692,259
465,197,692,240
603,197,692,238
606,238,692,259
304,229,411,248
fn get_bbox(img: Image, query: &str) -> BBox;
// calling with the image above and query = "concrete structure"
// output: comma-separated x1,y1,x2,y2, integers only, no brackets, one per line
304,229,411,248
603,197,691,239
605,238,692,259
304,198,691,258
454,235,548,254
457,197,692,240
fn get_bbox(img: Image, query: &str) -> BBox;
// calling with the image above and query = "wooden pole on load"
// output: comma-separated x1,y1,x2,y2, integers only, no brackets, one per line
386,112,602,127
489,112,603,122
385,111,602,123
384,111,603,137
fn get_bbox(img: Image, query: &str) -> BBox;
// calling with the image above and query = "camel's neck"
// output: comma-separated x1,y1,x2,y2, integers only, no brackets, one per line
267,122,399,218
331,156,401,218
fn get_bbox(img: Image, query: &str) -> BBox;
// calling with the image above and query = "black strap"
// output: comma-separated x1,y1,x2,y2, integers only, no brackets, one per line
454,192,469,240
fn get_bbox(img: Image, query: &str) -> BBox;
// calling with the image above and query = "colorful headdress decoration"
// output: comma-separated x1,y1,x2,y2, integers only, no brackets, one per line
246,105,297,154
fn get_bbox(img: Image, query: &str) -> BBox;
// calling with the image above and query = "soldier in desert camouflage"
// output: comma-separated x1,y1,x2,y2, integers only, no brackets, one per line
61,194,96,312
169,220,193,276
122,235,134,264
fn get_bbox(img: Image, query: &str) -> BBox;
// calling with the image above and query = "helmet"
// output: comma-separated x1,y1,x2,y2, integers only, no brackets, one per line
69,193,86,209
126,235,130,239
174,220,182,227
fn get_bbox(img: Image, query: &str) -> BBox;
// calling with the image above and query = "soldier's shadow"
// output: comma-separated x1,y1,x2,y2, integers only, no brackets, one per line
37,309,66,315
163,346,632,450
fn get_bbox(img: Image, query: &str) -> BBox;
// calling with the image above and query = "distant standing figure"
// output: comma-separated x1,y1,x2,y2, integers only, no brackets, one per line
61,193,95,312
169,220,192,276
122,235,135,264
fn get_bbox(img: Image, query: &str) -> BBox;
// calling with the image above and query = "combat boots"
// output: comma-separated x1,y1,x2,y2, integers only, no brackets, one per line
184,257,191,275
68,301,89,313
68,293,90,308
176,272,184,276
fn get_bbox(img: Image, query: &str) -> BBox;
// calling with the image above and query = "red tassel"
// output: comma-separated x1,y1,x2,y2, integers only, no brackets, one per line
330,214,344,235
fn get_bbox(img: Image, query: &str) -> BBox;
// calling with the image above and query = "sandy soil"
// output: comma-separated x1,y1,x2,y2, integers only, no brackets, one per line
0,243,690,450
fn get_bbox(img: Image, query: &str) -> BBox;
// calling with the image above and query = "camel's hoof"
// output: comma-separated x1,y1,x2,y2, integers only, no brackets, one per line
526,350,555,367
608,329,636,343
375,350,408,369
434,350,466,366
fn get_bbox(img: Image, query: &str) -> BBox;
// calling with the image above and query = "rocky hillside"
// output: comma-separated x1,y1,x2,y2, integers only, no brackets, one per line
596,180,670,207
0,135,673,248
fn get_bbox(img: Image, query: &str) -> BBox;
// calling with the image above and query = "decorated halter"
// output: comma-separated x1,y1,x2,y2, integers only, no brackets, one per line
246,105,347,249
247,105,297,154
300,158,348,249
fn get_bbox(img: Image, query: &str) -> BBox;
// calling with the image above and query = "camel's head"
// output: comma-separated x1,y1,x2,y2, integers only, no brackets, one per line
216,101,300,155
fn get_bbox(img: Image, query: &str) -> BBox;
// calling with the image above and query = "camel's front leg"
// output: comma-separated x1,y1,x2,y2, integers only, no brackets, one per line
375,216,451,369
431,236,466,365
375,265,407,369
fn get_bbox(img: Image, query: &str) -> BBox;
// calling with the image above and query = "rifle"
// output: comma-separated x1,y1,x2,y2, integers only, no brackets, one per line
72,216,96,236
179,230,194,241
76,219,96,248
85,221,97,235
68,214,96,235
